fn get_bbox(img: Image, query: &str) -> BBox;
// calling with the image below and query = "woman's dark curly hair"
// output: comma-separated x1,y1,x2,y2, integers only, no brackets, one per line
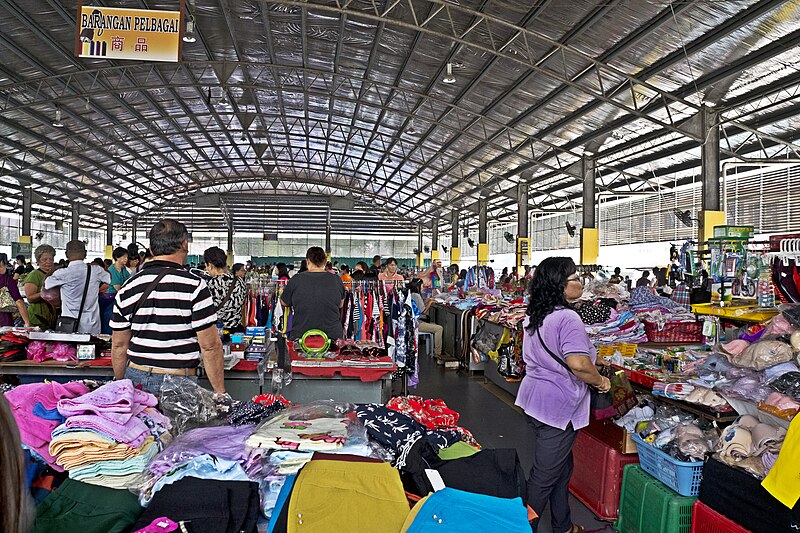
525,256,576,334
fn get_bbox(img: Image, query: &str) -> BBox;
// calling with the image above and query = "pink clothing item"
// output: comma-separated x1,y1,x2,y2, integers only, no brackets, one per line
57,379,157,421
719,339,750,357
4,381,90,470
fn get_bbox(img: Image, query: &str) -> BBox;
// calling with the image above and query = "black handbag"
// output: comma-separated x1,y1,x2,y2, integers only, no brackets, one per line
55,264,92,334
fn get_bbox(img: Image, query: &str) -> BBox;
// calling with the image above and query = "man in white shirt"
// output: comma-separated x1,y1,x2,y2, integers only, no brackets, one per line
44,240,110,334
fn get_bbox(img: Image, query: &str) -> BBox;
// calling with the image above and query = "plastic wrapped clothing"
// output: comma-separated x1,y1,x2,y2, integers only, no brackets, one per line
771,372,800,401
158,376,233,435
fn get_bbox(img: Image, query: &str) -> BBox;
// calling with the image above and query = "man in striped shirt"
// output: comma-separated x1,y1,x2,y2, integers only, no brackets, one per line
110,219,225,395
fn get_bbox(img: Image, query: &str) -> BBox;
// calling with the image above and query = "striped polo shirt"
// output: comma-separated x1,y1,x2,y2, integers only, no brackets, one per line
110,260,218,368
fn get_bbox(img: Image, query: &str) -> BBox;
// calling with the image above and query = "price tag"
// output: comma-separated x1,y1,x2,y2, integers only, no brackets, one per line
598,343,637,357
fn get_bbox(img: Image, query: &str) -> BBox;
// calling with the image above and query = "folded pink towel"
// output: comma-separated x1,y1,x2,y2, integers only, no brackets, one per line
57,379,156,420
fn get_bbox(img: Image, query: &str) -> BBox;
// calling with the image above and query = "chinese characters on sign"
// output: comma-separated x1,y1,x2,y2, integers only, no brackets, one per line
76,6,181,62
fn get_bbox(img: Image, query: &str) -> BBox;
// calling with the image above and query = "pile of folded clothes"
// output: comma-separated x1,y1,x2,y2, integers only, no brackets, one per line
48,379,172,489
714,414,786,479
584,309,648,345
0,329,29,362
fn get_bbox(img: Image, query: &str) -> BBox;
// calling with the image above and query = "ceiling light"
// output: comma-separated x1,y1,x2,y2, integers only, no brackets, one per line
406,121,417,135
52,107,63,128
442,63,456,84
84,98,90,112
183,15,197,43
218,89,229,106
240,133,247,142
386,155,393,164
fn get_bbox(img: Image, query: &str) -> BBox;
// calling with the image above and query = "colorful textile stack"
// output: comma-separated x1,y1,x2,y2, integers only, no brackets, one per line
584,310,648,345
387,395,480,449
48,379,171,489
0,330,29,362
245,414,349,451
4,381,90,470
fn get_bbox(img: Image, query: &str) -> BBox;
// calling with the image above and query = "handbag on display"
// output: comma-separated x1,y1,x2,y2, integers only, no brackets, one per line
535,327,635,420
55,265,91,334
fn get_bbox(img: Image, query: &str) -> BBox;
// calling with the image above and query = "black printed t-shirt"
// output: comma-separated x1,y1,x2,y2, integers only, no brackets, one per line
280,271,345,340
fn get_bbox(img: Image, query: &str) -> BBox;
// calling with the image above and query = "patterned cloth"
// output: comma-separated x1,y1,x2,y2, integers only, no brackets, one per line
226,400,285,426
207,273,247,329
576,302,612,325
355,404,460,469
671,283,691,309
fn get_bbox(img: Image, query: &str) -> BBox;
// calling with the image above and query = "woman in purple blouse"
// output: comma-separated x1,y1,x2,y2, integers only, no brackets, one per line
515,257,610,533
0,253,30,328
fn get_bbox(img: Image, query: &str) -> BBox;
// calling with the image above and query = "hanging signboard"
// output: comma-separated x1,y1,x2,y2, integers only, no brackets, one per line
75,4,182,62
11,242,32,258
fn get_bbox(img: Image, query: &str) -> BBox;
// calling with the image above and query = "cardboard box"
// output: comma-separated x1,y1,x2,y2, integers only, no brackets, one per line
584,416,638,454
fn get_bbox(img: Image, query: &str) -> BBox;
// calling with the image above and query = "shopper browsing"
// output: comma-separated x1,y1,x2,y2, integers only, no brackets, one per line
44,240,110,335
0,253,30,328
378,257,405,282
204,246,247,334
100,247,130,335
515,257,611,533
110,219,225,396
281,246,345,341
409,279,443,357
23,244,57,330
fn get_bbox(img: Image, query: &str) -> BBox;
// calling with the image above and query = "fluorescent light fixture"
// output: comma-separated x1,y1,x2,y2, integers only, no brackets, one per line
183,15,196,43
442,63,456,84
52,108,63,128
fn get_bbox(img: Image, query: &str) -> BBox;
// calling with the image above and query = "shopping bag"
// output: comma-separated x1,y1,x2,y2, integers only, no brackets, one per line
591,367,637,420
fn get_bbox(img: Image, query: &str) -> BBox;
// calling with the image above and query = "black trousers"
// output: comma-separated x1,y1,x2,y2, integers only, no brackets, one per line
526,416,579,533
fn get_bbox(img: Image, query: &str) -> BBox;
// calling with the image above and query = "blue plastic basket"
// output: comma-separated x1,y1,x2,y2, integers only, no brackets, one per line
631,434,704,496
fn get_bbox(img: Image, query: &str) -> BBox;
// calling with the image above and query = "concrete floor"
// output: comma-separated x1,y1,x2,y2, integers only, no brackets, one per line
411,353,613,533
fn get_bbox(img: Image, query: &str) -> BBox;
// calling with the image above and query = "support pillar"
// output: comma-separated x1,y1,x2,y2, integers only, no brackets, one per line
699,105,724,243
105,211,114,259
131,217,137,244
325,204,332,259
19,188,32,260
477,197,489,266
580,156,599,265
416,225,424,268
450,210,460,265
431,218,440,263
516,183,530,272
71,204,81,241
226,226,234,267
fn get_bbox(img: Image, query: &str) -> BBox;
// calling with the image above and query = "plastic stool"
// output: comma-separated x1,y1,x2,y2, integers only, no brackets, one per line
418,331,434,357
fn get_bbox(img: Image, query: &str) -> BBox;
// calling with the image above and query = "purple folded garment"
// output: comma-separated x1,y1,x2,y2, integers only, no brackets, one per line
65,414,150,448
762,451,779,473
148,424,261,476
4,382,90,470
57,379,156,420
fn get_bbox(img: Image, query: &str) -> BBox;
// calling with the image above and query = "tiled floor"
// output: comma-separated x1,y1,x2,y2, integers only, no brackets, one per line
412,354,613,533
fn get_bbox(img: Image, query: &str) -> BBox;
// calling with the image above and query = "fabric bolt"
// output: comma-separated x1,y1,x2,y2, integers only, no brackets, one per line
401,488,529,533
133,477,259,533
4,381,90,470
140,454,251,506
285,459,409,533
245,416,349,452
33,477,142,533
515,310,596,431
526,416,578,533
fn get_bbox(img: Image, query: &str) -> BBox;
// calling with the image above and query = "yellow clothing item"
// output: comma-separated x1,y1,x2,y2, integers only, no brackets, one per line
762,414,800,508
49,433,154,470
288,460,409,532
401,494,431,532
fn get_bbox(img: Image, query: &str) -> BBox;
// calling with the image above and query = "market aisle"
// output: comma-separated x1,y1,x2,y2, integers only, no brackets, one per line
411,354,610,533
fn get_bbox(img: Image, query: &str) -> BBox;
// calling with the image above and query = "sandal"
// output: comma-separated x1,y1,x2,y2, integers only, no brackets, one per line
568,526,584,533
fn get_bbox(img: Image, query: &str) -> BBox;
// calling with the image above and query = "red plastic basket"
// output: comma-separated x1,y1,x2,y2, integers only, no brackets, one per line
644,321,703,343
691,501,751,533
568,429,640,521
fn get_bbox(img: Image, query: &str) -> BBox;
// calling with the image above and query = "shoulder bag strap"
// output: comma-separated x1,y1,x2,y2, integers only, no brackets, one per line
130,268,173,319
216,276,238,312
535,326,574,375
75,264,92,324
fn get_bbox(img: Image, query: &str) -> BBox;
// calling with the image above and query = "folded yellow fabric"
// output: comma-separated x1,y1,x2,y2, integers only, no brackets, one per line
49,433,154,470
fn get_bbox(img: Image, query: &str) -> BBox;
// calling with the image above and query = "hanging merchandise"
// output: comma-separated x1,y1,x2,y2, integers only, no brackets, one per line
464,266,495,290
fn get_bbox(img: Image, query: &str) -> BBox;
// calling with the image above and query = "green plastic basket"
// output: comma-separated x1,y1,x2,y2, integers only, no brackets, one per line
614,465,696,533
